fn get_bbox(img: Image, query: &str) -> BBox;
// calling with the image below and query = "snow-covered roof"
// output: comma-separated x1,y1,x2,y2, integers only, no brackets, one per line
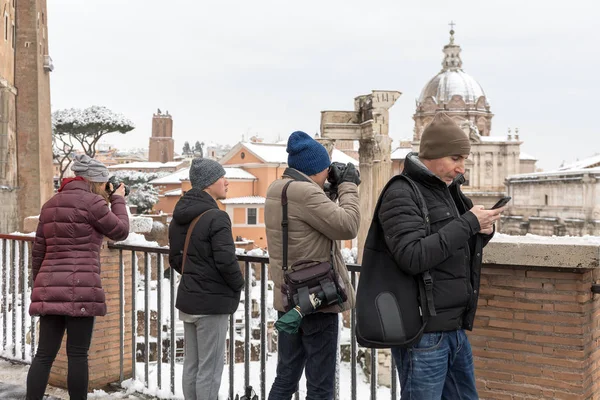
220,196,266,205
507,166,600,181
519,152,537,161
331,149,358,166
242,142,288,163
391,147,412,160
224,142,359,167
225,167,257,180
558,154,600,171
108,161,183,170
492,232,600,246
149,168,190,184
164,188,182,197
150,167,256,185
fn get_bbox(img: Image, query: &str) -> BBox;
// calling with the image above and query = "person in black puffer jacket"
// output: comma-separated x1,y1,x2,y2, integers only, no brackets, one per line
169,158,244,400
379,113,505,400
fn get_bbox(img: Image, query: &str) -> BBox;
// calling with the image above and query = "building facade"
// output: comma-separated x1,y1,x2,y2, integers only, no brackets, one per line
149,140,359,250
502,155,600,236
0,0,53,232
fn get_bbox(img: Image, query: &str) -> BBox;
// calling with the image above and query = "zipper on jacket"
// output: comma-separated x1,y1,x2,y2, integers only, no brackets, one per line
445,185,474,317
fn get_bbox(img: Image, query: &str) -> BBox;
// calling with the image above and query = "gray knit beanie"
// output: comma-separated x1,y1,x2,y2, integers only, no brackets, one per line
71,154,110,182
189,158,226,189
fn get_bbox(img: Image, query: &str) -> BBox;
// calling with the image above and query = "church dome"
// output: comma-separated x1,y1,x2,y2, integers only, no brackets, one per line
417,28,488,108
413,27,494,138
418,70,485,105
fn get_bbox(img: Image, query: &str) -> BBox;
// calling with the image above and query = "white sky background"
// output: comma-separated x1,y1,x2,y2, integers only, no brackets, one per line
47,0,599,171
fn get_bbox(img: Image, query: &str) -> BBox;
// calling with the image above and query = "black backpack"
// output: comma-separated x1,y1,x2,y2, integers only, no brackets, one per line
355,173,436,348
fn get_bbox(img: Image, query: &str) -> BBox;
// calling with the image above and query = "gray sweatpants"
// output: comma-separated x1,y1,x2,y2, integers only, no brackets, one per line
181,314,229,400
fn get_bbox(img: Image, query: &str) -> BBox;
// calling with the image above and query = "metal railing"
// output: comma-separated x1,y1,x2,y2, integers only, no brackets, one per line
0,233,398,399
0,234,37,365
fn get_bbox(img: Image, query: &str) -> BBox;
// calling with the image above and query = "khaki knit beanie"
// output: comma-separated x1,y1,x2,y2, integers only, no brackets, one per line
419,113,471,159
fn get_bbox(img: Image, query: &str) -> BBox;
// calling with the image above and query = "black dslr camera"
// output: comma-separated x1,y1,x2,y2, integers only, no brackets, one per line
105,176,130,197
324,162,347,201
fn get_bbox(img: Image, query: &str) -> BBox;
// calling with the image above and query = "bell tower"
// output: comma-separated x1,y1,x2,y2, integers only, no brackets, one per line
148,109,174,163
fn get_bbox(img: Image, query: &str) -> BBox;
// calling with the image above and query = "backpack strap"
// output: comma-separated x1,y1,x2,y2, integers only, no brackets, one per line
398,174,437,318
182,209,216,274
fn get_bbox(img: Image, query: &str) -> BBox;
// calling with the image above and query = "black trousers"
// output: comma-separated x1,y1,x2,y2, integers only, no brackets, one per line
26,315,95,400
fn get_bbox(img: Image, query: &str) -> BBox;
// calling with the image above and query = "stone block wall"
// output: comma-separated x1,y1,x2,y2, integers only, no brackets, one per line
500,216,600,237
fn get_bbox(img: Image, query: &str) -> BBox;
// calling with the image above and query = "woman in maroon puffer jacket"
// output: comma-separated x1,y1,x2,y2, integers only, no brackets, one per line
26,155,130,400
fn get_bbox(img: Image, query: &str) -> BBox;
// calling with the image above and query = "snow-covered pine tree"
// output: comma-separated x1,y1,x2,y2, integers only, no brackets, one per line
182,141,192,156
52,106,135,158
193,141,204,158
127,183,159,214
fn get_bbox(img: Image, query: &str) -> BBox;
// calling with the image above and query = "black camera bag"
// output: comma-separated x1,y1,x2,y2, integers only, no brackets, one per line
355,174,436,348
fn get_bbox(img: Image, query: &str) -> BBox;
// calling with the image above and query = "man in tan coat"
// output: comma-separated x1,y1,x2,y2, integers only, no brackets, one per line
265,131,360,400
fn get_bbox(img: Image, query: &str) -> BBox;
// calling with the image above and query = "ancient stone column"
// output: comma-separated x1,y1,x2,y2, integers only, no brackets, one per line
321,90,401,261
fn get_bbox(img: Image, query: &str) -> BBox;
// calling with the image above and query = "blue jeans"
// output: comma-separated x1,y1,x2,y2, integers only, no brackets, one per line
392,330,478,400
268,312,339,400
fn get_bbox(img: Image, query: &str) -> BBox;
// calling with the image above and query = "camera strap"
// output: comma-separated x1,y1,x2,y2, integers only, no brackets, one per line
182,208,217,274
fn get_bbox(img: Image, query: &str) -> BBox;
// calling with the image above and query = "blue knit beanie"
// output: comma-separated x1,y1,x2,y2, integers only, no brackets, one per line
286,131,331,176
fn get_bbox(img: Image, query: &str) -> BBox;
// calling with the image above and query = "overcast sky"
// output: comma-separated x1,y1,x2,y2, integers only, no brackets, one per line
47,0,598,171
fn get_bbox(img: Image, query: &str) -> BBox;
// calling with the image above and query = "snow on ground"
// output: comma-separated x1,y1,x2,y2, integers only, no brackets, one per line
341,247,358,264
0,359,138,399
128,217,154,233
0,359,69,399
122,356,396,400
116,232,160,247
492,232,600,245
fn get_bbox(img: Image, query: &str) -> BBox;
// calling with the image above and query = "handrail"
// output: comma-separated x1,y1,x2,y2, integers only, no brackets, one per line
0,238,361,270
0,233,34,242
107,241,361,271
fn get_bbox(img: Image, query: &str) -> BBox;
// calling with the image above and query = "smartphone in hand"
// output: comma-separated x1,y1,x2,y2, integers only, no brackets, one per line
491,196,511,210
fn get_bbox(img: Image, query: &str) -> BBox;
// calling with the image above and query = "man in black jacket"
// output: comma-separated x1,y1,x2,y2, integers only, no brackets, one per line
380,113,504,399
169,158,244,400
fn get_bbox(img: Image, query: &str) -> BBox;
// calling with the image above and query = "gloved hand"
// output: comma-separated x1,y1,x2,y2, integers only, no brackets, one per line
339,163,360,186
324,182,338,201
325,162,345,201
327,162,345,187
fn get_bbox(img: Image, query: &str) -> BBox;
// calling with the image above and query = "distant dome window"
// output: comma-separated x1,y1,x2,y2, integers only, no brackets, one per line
241,152,245,159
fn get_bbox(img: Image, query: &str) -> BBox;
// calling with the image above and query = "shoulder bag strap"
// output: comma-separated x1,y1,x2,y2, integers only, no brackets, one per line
182,209,215,274
400,174,436,318
281,180,294,272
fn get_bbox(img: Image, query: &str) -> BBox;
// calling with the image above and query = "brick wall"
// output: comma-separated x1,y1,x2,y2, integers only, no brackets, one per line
148,137,174,163
48,242,133,389
472,239,600,399
15,0,54,231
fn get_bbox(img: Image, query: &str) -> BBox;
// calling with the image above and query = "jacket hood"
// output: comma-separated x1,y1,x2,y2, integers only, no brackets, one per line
58,176,88,192
404,152,465,189
172,187,219,224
